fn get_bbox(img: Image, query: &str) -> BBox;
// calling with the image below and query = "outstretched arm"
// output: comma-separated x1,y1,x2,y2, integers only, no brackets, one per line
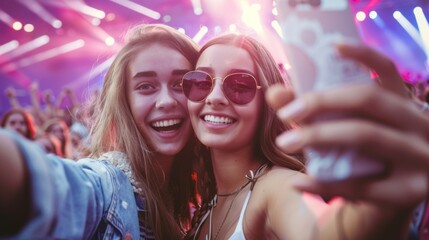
5,87,21,109
43,90,58,119
29,82,47,123
266,45,428,239
0,134,30,236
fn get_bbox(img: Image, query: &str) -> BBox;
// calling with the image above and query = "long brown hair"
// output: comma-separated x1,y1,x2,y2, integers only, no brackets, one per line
186,34,306,239
89,24,199,239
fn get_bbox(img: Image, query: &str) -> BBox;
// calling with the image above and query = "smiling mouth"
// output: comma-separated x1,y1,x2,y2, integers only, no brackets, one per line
151,119,183,132
203,115,236,125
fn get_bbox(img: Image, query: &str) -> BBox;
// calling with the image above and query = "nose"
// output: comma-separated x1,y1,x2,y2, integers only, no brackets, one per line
205,78,228,106
156,86,178,109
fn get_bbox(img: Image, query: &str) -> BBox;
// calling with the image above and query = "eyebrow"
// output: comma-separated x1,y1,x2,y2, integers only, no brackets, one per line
132,71,156,79
196,67,254,76
172,69,189,76
132,69,190,80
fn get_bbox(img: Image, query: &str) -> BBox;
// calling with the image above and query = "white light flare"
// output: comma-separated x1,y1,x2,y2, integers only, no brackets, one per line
2,40,85,72
369,10,377,19
110,0,160,19
4,35,50,60
65,1,106,19
271,20,283,38
393,10,425,51
19,0,63,29
0,40,19,55
241,3,263,33
192,26,208,44
191,0,203,15
414,7,429,67
0,9,16,28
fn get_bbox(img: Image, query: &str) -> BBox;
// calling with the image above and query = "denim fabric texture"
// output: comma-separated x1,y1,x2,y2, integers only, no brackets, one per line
1,129,144,239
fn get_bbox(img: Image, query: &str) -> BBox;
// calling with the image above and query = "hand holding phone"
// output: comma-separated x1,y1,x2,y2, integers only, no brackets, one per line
275,0,386,182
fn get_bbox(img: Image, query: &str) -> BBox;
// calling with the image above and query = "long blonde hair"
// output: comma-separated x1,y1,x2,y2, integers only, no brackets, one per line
89,24,199,239
186,34,305,239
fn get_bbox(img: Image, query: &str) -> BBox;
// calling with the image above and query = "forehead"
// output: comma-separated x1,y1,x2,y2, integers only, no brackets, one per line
8,112,24,120
129,43,191,75
196,44,254,74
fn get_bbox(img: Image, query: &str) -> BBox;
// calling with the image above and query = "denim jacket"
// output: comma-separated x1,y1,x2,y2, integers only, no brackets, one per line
2,129,151,239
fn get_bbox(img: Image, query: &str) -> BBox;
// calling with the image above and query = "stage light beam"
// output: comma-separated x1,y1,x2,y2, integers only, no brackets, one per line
192,26,208,44
67,2,105,19
393,10,425,51
0,40,19,55
2,35,50,61
0,9,17,28
110,0,160,19
191,0,203,15
2,39,85,72
19,0,63,29
271,20,283,39
414,7,429,67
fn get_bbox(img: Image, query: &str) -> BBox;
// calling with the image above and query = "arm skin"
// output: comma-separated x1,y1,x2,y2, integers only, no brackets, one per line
0,135,30,236
29,83,47,123
261,169,415,240
44,90,58,119
265,45,428,239
5,87,21,109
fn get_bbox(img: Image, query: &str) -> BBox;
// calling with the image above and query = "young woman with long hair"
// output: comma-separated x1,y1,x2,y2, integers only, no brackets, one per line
183,34,427,239
0,23,199,239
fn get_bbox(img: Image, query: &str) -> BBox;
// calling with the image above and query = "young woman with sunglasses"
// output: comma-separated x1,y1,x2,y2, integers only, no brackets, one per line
183,34,427,239
0,24,199,239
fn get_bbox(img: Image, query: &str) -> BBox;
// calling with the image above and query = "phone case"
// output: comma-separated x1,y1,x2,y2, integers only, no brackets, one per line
275,0,386,182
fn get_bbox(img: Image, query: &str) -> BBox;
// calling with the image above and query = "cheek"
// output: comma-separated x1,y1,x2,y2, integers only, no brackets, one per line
245,95,263,127
129,94,150,120
187,102,201,122
175,93,189,111
130,103,148,125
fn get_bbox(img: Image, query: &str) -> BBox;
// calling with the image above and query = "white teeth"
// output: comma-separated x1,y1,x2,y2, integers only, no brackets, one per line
152,119,181,128
204,115,234,124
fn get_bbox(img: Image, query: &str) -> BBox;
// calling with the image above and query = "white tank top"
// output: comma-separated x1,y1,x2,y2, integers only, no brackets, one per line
228,190,252,240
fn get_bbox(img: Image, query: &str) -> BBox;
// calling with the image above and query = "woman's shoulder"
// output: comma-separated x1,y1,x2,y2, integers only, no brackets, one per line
251,166,307,201
262,165,306,184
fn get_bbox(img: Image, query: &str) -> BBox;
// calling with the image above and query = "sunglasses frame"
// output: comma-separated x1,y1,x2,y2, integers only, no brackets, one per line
181,70,262,105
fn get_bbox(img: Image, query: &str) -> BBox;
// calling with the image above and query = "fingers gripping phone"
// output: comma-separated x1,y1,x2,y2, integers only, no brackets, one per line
275,0,386,182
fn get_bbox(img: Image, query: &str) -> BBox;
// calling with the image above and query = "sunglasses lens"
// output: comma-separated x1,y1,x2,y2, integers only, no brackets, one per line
182,71,212,102
223,74,257,105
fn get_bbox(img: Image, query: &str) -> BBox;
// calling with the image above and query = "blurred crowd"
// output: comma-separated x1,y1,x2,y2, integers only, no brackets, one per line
1,84,99,160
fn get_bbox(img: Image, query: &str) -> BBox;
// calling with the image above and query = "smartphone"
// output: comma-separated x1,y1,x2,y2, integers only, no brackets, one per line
275,0,386,182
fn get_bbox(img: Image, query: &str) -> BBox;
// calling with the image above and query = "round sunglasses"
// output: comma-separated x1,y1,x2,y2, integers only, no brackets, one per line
181,70,262,105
